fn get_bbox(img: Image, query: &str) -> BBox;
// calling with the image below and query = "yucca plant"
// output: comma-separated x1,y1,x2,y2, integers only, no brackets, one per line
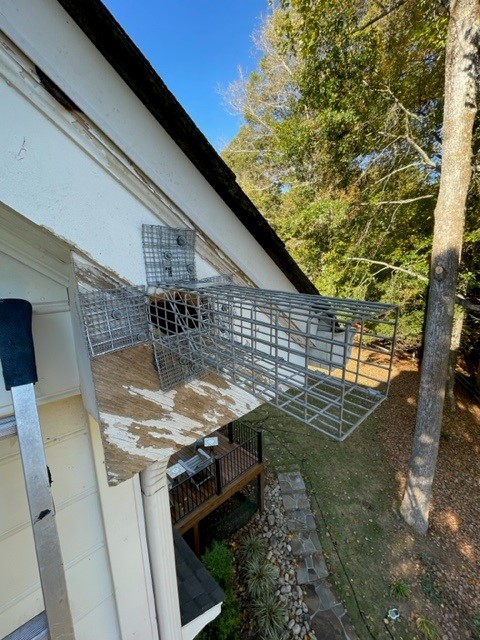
246,557,279,599
253,591,288,639
389,578,411,599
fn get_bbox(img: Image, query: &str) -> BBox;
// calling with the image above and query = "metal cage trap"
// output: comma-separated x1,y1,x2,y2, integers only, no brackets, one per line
79,225,399,441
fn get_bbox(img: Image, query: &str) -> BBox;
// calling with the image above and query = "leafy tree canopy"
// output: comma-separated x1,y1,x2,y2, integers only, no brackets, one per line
222,0,479,350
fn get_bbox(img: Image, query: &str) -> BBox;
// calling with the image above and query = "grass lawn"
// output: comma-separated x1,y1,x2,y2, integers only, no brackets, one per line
247,358,479,639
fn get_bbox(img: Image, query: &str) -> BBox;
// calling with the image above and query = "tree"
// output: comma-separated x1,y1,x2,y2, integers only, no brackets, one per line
224,1,459,343
223,0,480,534
400,0,480,534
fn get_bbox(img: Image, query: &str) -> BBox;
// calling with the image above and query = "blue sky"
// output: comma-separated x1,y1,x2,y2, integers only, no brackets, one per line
102,0,269,150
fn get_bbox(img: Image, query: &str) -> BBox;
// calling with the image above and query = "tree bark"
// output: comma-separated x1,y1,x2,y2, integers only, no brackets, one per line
400,0,479,535
446,306,465,411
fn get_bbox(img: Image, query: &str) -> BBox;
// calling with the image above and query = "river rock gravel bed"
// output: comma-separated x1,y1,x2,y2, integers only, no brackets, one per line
232,479,317,640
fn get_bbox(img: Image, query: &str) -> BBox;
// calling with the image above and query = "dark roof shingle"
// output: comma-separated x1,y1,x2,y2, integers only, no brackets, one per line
173,530,224,626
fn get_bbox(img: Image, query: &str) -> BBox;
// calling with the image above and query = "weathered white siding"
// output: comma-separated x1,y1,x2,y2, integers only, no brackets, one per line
0,397,120,639
0,7,298,292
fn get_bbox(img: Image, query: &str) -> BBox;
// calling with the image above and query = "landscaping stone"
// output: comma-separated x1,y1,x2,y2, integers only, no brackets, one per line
233,472,358,640
286,509,317,532
290,530,323,556
296,553,329,584
278,471,306,494
282,493,311,511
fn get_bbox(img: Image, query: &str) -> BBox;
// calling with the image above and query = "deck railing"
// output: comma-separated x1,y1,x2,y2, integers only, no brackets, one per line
169,421,263,525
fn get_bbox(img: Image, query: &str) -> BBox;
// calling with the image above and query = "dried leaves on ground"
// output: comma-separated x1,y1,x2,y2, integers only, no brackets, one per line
260,358,480,639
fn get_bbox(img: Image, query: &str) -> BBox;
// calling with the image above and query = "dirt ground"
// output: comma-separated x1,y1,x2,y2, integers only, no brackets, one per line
378,357,480,638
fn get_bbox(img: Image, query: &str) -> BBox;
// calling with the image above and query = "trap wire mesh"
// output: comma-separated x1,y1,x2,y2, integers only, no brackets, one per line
142,225,197,286
150,285,398,441
79,286,149,357
77,225,398,441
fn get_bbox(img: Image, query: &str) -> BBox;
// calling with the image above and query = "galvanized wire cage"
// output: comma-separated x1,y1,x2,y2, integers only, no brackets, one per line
79,286,149,356
78,225,399,440
142,225,197,286
150,284,398,440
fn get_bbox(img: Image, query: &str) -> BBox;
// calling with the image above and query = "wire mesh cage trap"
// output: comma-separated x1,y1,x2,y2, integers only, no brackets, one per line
79,286,149,356
150,284,398,440
78,225,399,440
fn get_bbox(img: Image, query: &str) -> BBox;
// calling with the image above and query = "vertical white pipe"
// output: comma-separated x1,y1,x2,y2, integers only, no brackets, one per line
141,461,183,640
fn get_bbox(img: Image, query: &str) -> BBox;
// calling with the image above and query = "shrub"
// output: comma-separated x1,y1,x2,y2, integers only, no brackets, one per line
200,541,242,640
254,591,288,640
246,557,279,599
202,540,234,590
206,588,241,640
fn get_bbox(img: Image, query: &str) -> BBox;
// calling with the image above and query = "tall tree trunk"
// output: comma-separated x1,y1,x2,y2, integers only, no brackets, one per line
400,0,479,535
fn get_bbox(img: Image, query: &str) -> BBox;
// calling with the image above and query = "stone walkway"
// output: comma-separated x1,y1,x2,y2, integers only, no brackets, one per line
278,472,360,640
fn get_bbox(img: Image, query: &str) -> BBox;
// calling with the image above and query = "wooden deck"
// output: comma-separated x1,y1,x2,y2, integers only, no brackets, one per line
168,424,264,545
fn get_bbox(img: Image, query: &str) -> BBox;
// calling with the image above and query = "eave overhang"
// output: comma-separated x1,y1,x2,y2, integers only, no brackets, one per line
55,0,318,296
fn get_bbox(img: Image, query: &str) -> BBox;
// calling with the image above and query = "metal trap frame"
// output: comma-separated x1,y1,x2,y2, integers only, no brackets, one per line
150,284,397,440
79,286,149,357
78,225,399,441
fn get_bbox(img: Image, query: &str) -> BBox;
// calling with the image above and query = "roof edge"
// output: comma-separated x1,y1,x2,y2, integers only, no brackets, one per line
55,0,318,295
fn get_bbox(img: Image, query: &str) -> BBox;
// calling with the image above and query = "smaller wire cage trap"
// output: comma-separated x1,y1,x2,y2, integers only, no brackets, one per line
79,286,149,356
150,284,398,441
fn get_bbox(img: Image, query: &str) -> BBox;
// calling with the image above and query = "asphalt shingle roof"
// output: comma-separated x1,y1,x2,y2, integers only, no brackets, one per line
173,530,224,626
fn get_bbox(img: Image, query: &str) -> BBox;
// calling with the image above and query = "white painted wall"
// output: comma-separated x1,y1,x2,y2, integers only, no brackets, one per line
0,396,120,639
0,5,299,294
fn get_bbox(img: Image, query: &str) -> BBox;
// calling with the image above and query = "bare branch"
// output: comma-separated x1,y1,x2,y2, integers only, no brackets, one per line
380,85,422,121
456,295,480,311
348,257,428,281
348,261,480,312
372,162,422,185
404,134,438,168
360,194,434,206
355,0,408,32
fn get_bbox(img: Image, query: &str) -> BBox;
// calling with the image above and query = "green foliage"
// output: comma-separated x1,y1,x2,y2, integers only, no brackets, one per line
197,590,241,640
245,557,279,598
238,532,268,564
253,591,288,640
202,540,235,590
200,541,241,640
222,0,480,353
389,578,411,599
416,616,440,640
